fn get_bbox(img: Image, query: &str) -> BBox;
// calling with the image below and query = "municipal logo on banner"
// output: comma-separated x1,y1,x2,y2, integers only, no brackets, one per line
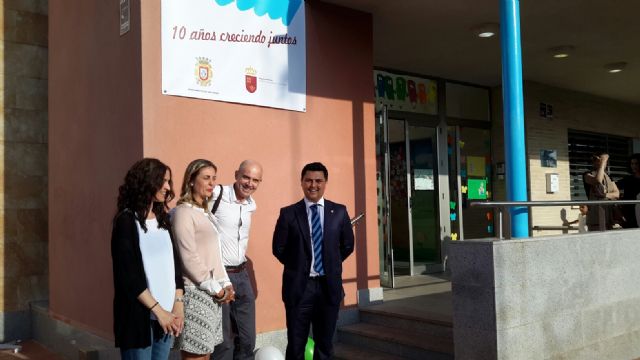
162,0,306,112
245,67,257,93
195,57,213,86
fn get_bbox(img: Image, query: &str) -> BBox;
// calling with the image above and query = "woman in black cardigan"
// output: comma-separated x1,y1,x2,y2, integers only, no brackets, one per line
111,158,185,359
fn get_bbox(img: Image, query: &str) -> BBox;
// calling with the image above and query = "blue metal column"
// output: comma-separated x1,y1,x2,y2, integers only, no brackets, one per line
500,0,529,237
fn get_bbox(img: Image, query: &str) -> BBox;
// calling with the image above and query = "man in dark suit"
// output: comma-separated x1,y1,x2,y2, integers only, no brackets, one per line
273,162,355,360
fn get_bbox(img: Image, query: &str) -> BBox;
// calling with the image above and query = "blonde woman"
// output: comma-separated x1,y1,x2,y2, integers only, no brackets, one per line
172,159,235,360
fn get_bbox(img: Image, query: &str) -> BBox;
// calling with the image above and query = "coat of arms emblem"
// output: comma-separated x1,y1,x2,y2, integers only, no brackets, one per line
195,57,213,87
245,67,257,93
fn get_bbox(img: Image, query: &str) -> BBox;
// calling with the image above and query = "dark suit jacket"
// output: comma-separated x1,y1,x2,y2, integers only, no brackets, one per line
272,199,354,307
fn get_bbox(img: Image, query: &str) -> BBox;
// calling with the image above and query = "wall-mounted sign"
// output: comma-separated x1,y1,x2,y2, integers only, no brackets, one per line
162,0,306,112
546,173,560,193
120,0,130,36
539,102,553,119
496,162,505,180
414,169,434,190
374,70,437,115
540,149,557,168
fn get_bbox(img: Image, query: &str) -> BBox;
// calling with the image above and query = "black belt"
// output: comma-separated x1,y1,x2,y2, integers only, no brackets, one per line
225,262,247,273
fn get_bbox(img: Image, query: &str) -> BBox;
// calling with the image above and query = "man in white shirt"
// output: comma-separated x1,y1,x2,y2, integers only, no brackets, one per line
210,160,263,360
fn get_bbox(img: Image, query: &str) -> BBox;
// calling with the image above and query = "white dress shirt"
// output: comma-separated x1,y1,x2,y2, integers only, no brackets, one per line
304,197,324,277
209,184,257,266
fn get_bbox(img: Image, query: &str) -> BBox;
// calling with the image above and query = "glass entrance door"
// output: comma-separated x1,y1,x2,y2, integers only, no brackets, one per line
376,108,444,285
388,119,410,275
408,125,440,273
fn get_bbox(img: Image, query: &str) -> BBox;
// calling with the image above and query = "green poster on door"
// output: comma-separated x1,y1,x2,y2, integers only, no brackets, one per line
467,179,487,200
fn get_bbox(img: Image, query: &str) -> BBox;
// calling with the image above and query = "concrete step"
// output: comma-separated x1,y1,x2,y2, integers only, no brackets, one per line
359,307,453,339
333,343,409,360
338,323,453,360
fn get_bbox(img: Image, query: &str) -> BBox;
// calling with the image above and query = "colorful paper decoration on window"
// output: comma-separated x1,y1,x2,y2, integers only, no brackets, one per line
374,70,437,115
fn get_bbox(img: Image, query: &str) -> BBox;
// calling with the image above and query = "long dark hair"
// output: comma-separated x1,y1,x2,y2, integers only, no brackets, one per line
115,158,175,232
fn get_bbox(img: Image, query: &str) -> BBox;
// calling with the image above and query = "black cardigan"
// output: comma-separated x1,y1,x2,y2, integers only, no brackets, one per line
111,210,184,349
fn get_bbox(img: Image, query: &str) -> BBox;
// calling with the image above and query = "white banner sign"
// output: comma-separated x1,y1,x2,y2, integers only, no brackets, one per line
162,0,306,112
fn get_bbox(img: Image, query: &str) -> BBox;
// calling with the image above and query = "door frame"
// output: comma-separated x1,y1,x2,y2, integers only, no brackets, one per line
377,106,394,288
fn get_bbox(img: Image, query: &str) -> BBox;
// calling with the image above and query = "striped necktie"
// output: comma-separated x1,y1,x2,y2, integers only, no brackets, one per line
310,204,324,275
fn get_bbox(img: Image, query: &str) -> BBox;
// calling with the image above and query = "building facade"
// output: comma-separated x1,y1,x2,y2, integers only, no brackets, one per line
1,0,639,351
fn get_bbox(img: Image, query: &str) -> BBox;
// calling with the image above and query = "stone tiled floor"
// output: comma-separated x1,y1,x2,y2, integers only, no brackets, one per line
373,273,453,323
0,341,64,360
384,273,451,300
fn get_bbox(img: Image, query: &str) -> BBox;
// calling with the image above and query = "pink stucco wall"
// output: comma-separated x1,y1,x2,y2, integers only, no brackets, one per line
50,0,377,337
49,1,144,338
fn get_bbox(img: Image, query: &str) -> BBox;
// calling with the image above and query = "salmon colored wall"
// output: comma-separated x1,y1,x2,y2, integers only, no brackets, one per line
50,0,377,338
48,1,143,339
140,2,377,333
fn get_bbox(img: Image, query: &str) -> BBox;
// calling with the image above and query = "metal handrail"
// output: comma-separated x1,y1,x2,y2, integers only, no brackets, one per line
470,199,640,239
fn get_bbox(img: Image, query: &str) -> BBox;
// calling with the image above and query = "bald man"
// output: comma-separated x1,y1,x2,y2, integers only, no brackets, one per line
210,160,263,360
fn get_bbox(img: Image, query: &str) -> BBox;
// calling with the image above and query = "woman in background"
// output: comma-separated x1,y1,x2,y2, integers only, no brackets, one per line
584,151,620,230
111,158,185,359
616,153,640,228
172,159,234,360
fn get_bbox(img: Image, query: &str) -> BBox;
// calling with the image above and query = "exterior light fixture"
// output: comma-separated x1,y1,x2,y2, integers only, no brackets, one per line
604,62,627,73
549,45,574,58
473,23,499,38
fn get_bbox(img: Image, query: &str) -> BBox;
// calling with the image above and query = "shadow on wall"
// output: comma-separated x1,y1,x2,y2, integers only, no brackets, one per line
1,2,49,342
304,0,375,293
351,101,369,291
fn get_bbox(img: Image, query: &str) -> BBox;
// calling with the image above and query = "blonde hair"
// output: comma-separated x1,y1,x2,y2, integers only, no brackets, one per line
178,159,217,208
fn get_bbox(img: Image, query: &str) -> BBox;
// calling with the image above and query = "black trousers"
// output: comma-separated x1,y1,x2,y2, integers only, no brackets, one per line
212,269,256,360
285,277,339,360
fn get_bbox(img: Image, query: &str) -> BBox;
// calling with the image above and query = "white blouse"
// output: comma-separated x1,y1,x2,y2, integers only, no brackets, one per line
137,218,176,314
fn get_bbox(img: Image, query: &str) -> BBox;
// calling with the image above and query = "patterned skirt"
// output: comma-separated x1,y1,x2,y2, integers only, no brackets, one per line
177,285,223,354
